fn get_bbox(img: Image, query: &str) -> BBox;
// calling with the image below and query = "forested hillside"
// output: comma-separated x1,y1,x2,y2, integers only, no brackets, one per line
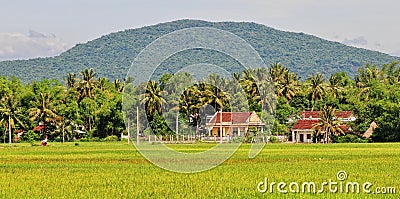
1,19,399,83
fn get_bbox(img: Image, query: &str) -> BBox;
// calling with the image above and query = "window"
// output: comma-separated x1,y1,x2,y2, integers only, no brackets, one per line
233,128,238,136
307,134,311,139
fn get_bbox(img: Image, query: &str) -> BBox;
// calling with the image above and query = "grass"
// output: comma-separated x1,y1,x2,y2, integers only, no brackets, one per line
0,142,399,198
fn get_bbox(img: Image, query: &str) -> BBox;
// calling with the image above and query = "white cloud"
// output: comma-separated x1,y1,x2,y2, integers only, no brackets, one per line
342,36,368,47
391,50,400,57
0,30,70,61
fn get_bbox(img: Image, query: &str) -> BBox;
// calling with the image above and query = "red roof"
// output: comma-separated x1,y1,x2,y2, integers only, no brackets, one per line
209,112,252,124
339,125,352,133
291,120,319,130
292,120,352,132
33,125,45,131
335,111,353,118
298,111,353,119
299,111,320,119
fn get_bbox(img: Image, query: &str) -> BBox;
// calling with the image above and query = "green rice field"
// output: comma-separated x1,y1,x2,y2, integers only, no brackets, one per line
0,142,399,198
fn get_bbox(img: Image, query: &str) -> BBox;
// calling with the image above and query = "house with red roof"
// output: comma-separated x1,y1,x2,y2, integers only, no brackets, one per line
206,111,265,138
32,123,45,133
291,110,355,143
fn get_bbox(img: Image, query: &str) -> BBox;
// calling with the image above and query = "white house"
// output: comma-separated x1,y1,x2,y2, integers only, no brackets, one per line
290,110,355,143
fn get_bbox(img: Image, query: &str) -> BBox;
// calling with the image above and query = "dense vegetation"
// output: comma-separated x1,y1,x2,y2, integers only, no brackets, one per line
1,19,399,83
1,61,400,143
0,142,399,198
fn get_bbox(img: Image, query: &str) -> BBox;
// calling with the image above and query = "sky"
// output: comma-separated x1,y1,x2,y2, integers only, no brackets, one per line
0,0,399,61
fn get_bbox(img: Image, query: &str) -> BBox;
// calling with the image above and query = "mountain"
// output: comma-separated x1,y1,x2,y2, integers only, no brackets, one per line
1,19,399,83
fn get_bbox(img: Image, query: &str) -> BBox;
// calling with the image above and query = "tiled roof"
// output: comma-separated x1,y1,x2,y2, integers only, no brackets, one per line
335,111,353,118
33,124,45,131
209,112,252,124
297,110,353,119
339,125,352,133
299,111,320,119
291,120,319,130
292,120,352,132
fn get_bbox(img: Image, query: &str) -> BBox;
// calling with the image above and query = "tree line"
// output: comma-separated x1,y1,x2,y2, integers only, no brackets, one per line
1,62,400,143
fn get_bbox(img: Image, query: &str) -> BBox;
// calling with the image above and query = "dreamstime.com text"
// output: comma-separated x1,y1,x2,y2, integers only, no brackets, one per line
257,171,396,194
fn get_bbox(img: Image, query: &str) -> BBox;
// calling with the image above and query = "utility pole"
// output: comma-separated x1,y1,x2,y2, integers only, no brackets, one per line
136,106,139,145
8,115,11,146
127,118,130,145
176,112,179,142
220,110,222,144
62,121,65,144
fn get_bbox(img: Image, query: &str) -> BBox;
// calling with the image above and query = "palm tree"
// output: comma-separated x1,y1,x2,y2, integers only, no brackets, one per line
312,105,344,143
66,73,77,89
269,63,288,84
114,79,124,93
327,74,343,99
78,68,97,99
382,62,400,84
207,83,229,112
97,77,108,91
308,73,326,111
235,70,261,111
268,64,299,102
355,64,385,99
141,80,166,115
179,85,202,137
278,71,299,101
29,92,60,135
0,95,25,145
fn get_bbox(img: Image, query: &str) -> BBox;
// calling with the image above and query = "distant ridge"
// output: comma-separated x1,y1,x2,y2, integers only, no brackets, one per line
0,19,399,82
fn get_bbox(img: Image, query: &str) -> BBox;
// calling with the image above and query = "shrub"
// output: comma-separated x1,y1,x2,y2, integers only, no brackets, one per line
80,138,90,142
336,134,368,143
21,130,39,144
233,137,244,143
90,137,101,142
269,136,278,143
103,135,119,142
244,134,254,143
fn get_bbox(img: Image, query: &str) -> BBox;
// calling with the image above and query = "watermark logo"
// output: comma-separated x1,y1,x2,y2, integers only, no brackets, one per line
257,171,396,194
122,27,275,173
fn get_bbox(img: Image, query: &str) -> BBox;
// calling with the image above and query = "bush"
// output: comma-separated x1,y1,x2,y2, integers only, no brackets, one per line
244,134,254,143
20,130,39,144
90,137,101,142
269,136,278,143
31,142,40,146
80,138,90,142
232,137,244,143
336,134,368,143
103,135,119,142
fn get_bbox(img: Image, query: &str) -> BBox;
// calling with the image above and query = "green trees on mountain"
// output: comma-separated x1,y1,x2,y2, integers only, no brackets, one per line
1,20,400,83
